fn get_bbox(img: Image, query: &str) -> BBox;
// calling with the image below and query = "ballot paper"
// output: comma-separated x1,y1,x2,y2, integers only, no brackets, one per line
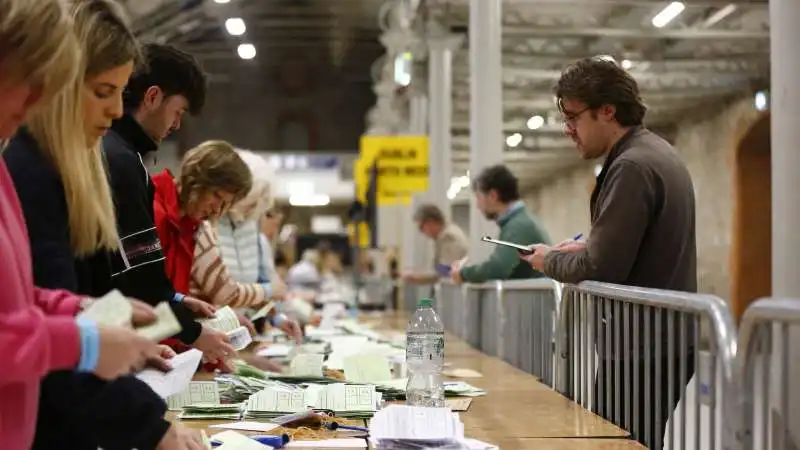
77,290,131,327
285,439,368,448
209,422,280,433
79,290,181,341
227,326,253,351
167,381,220,410
249,301,276,322
136,301,182,341
256,343,293,358
369,404,464,443
343,355,392,384
200,306,240,333
318,302,346,330
290,353,324,377
135,349,203,399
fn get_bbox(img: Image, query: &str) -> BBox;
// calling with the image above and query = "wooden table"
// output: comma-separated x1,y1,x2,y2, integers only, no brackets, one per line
173,314,642,449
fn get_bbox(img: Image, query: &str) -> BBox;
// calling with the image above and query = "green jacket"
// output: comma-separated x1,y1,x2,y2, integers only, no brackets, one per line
460,205,551,283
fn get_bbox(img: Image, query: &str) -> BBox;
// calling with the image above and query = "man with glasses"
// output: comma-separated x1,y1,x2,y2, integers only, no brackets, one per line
521,57,697,447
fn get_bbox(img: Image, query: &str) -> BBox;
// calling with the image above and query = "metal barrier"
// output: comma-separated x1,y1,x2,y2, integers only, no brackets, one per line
401,282,437,312
488,279,561,386
555,282,738,450
736,298,800,450
435,281,487,349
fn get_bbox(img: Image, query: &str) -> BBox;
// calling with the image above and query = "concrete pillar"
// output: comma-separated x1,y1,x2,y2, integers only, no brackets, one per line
771,0,800,447
468,0,503,264
403,94,430,271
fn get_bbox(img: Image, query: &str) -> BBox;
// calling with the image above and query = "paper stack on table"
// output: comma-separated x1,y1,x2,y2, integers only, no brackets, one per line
178,403,243,420
243,383,380,420
369,405,497,449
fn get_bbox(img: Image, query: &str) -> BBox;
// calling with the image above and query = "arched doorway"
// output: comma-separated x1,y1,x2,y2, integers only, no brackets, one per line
730,112,771,320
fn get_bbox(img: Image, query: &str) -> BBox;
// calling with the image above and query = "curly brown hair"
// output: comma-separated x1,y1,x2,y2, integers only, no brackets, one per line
179,140,252,211
554,56,647,127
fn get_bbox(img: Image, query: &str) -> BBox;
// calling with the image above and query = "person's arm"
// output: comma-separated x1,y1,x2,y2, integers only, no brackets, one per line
38,372,170,449
191,223,270,308
458,243,520,284
543,160,654,283
105,147,202,344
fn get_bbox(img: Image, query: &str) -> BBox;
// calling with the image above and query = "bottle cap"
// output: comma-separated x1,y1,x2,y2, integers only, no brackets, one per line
417,298,434,308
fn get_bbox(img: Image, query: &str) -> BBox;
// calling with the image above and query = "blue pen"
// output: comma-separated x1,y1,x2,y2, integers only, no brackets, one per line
211,433,290,449
573,233,583,240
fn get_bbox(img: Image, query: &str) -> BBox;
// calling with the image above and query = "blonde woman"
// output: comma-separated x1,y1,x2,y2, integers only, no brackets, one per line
0,0,190,449
3,1,205,449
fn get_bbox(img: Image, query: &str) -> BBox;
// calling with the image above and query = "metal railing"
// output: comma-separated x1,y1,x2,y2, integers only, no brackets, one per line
555,282,737,450
736,298,800,450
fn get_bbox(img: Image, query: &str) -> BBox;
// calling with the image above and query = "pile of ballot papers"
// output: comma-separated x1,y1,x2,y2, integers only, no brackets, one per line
178,403,242,420
369,405,497,449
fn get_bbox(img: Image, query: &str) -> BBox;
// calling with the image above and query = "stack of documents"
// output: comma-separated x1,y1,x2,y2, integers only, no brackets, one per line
244,383,380,420
369,404,464,448
79,290,182,341
199,306,252,351
216,373,272,404
443,382,487,398
178,403,243,420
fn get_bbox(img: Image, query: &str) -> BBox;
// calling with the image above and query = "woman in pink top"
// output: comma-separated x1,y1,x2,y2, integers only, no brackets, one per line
0,0,163,448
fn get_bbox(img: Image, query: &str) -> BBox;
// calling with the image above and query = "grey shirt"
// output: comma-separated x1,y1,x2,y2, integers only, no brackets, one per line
544,126,697,292
433,223,470,267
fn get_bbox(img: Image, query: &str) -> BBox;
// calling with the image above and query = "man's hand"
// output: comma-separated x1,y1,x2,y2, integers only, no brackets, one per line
235,310,256,336
309,313,323,328
94,325,162,380
278,319,303,344
182,296,216,318
156,423,206,450
449,261,464,284
554,239,587,253
127,299,156,327
193,325,236,364
521,244,551,271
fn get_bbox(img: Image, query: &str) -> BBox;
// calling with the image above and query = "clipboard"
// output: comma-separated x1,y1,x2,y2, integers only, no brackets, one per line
480,236,534,255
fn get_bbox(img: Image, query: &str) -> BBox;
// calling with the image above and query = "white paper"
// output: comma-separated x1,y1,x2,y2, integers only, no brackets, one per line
200,306,240,333
78,290,132,327
135,349,203,399
290,353,324,376
256,343,292,358
211,430,271,449
209,422,280,432
136,301,183,341
318,303,346,330
250,301,276,322
228,326,253,351
285,438,367,448
369,404,464,441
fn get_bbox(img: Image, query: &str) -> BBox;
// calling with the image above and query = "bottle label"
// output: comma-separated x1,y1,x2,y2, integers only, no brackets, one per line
406,331,445,363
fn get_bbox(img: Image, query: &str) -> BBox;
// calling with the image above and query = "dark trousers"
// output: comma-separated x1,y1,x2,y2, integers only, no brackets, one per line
594,350,696,448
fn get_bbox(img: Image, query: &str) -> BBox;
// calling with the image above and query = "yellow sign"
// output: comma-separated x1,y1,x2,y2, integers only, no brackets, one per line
347,222,371,248
356,135,429,205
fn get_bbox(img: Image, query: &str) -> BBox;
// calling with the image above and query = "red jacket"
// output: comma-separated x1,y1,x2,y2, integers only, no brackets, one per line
151,170,223,372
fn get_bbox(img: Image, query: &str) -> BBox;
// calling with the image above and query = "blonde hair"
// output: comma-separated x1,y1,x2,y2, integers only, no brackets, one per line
26,0,139,256
0,0,80,106
227,149,275,223
179,140,253,213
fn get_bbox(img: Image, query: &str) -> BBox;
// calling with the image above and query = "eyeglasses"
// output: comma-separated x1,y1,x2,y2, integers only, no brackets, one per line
561,107,591,128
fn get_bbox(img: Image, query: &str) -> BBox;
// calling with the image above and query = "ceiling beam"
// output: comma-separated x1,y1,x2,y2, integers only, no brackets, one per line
499,25,769,40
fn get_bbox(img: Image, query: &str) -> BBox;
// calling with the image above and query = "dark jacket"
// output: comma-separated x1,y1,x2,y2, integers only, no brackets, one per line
103,114,202,343
460,204,552,283
543,126,697,292
3,128,170,450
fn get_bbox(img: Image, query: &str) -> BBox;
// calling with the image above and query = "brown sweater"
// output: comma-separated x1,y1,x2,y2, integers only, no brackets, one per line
544,126,697,293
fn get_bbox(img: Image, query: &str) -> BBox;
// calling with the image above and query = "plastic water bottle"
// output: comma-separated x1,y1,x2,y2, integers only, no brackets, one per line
405,298,445,407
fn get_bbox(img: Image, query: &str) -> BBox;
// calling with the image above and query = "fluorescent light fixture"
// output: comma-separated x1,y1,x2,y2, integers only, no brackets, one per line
704,4,737,28
505,133,523,148
621,59,633,70
237,43,256,60
447,175,471,200
526,115,545,130
394,53,411,86
289,194,330,207
652,2,685,28
754,91,768,111
213,0,230,3
225,18,246,36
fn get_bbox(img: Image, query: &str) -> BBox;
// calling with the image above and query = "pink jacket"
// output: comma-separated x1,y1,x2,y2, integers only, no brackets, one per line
0,160,83,449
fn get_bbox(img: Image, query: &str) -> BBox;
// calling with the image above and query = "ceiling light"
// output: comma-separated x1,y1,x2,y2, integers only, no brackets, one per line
652,2,685,28
505,133,522,148
225,18,246,36
704,4,737,28
621,59,632,70
213,0,230,3
754,91,768,111
237,43,256,60
289,194,330,207
526,115,545,130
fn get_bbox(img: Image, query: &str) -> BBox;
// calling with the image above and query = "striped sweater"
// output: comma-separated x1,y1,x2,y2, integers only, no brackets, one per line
190,221,269,308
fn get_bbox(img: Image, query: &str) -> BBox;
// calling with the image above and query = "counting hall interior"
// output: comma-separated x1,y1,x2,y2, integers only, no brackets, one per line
0,0,795,449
